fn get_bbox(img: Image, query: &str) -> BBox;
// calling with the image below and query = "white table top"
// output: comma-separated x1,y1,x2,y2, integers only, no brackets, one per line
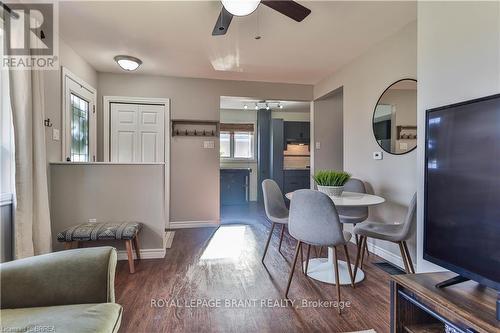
285,191,385,207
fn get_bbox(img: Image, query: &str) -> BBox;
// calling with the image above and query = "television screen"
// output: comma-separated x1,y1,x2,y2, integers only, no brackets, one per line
424,94,500,290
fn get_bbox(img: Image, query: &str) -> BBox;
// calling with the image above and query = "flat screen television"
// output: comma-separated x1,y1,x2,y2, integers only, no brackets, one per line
424,93,500,291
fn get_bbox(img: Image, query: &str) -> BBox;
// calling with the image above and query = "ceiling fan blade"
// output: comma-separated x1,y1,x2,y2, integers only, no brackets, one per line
261,0,311,22
212,7,233,36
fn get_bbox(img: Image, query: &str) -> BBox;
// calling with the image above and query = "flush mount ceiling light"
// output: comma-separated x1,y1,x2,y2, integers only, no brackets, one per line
114,55,142,71
221,0,260,16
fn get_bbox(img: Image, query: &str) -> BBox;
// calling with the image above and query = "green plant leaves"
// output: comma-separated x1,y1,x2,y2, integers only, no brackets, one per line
312,170,351,186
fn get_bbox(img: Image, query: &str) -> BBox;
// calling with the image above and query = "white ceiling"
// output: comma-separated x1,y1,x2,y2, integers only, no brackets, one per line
59,1,416,85
220,96,310,111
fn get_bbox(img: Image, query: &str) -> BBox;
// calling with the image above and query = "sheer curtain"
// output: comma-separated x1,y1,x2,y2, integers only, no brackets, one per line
5,11,52,258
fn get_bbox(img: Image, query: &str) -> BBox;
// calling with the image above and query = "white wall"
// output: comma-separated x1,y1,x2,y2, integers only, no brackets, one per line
313,88,344,172
50,164,165,254
97,73,312,226
416,1,500,272
314,21,417,268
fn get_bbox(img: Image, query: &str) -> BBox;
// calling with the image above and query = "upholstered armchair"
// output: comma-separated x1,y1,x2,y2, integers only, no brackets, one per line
0,247,122,333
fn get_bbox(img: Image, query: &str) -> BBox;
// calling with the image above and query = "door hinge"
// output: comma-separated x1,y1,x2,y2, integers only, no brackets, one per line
93,105,96,114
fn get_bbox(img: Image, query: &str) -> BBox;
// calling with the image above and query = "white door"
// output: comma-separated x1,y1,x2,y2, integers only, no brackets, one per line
110,103,165,163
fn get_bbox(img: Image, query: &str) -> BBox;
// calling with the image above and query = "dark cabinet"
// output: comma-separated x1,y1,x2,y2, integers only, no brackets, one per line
284,121,310,146
220,169,250,205
283,170,310,195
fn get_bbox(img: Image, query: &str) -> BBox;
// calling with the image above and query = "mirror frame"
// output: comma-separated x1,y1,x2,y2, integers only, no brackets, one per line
372,78,417,155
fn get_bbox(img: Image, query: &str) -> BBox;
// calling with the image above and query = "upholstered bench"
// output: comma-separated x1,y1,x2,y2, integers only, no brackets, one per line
57,222,143,273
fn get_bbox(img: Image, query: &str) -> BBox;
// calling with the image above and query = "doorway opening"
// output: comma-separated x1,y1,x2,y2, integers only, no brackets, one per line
219,96,311,225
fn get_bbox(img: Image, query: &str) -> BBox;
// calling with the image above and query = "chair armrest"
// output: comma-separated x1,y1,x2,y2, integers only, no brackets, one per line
0,247,117,309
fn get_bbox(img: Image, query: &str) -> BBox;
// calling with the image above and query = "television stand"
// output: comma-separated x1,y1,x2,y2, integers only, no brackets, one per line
436,275,470,288
391,272,500,332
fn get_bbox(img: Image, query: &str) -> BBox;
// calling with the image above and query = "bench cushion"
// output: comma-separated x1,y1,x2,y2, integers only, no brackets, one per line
57,222,142,242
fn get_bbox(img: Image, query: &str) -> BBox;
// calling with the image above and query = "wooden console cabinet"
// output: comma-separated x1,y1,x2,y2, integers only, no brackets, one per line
391,272,500,333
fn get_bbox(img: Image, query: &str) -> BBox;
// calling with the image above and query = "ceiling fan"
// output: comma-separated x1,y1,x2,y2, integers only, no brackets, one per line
212,0,311,36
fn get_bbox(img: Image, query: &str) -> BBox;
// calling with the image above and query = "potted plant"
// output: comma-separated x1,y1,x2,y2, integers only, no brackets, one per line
313,170,351,197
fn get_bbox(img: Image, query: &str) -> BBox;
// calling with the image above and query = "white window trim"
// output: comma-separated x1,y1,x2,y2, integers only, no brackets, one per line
61,67,97,162
220,120,257,162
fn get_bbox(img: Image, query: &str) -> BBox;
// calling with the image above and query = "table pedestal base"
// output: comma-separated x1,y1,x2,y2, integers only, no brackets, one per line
301,247,365,285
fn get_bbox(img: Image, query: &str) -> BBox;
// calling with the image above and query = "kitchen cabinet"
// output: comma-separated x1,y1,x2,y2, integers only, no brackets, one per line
283,169,310,195
220,169,250,205
284,121,310,147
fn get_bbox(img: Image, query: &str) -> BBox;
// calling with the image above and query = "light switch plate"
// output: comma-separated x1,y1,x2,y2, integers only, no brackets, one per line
315,142,321,149
373,151,383,160
203,140,215,149
52,128,60,141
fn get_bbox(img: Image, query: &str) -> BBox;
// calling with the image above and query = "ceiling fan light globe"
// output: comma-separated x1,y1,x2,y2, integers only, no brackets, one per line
221,0,260,16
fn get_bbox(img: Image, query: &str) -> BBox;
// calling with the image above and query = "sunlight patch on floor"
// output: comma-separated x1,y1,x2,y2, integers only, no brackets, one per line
200,225,247,261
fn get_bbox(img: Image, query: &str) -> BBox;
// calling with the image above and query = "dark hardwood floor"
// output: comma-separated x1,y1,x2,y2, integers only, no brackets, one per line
115,204,392,333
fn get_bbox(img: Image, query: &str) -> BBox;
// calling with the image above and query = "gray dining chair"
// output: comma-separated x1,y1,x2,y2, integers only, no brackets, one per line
261,179,289,263
286,189,355,314
353,193,417,278
337,178,369,256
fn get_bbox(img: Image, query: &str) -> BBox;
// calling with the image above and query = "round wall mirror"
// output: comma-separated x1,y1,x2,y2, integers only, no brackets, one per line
372,79,417,155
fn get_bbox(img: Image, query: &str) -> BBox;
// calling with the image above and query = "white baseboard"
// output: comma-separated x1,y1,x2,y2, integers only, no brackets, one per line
169,220,219,229
165,231,175,248
117,248,165,261
351,238,405,270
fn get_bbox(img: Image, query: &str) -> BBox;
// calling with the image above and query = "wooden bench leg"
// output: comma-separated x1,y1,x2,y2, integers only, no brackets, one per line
125,240,135,273
133,236,141,260
64,241,79,249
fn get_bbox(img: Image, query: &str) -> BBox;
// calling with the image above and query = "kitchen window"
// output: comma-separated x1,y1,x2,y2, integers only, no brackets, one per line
219,123,255,160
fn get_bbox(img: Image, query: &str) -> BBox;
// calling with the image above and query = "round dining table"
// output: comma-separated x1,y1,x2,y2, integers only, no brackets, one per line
285,190,385,286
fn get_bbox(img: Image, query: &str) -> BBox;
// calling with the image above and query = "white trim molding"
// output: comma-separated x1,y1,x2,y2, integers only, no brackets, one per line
169,220,220,229
117,248,166,261
0,193,13,206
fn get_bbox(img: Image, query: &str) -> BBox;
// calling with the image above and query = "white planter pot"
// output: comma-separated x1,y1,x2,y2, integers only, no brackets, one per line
317,185,345,197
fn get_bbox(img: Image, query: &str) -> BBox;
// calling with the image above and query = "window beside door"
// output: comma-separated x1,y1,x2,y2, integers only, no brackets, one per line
219,123,255,160
62,68,97,162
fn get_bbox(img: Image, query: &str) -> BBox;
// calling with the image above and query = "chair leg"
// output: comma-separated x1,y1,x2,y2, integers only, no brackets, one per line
343,244,355,288
364,239,370,257
133,236,141,260
305,244,311,275
333,246,342,314
353,236,364,280
398,242,411,274
278,224,285,253
359,236,368,269
262,222,276,263
125,240,135,273
402,241,415,273
285,241,302,299
300,242,304,273
314,246,318,258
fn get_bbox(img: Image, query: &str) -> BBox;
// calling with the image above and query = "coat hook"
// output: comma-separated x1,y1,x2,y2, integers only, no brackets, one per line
44,118,53,127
